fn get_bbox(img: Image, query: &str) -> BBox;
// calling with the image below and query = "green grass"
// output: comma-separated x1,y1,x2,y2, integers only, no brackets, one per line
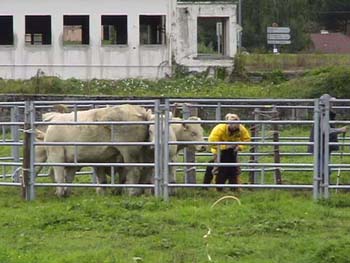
1,129,350,262
1,63,350,262
1,188,350,263
243,54,350,71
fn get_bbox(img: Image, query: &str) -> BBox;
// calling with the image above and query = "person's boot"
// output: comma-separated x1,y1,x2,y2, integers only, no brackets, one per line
232,175,242,193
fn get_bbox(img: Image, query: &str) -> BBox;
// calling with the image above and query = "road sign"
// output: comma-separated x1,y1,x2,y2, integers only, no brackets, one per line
267,40,291,45
267,33,291,40
267,27,290,34
267,26,291,46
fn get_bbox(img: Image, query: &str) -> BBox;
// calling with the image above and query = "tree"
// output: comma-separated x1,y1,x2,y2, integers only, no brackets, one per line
318,0,350,34
241,0,322,52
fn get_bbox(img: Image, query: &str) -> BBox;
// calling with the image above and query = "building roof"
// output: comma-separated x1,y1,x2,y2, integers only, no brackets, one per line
310,32,350,53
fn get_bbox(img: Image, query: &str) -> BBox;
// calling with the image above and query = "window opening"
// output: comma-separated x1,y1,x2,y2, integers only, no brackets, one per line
63,15,89,45
25,15,51,45
0,16,13,45
140,15,166,45
101,15,127,45
197,17,228,56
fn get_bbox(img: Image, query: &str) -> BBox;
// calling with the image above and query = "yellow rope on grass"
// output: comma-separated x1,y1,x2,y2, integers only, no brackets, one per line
203,195,241,262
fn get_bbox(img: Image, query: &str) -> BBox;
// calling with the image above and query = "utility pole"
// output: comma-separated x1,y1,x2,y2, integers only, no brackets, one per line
238,0,242,49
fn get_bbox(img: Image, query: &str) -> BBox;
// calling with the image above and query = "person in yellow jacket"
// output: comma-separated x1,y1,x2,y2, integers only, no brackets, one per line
203,113,251,191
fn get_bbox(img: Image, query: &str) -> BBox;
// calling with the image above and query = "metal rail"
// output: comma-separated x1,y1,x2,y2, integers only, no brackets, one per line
0,97,349,200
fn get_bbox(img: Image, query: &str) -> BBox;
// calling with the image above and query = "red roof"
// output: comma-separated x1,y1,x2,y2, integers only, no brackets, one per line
310,32,350,53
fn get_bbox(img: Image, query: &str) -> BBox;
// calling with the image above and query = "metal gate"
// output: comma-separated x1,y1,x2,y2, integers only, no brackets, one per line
0,95,349,200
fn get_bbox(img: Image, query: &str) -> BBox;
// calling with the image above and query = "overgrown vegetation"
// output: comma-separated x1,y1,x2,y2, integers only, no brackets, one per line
243,54,350,71
1,64,350,99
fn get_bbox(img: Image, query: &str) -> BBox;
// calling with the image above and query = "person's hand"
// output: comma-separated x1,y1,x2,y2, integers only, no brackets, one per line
212,166,219,176
227,144,239,152
340,126,348,134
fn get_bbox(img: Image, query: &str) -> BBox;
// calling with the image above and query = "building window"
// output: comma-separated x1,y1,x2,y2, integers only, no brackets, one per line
139,15,166,45
0,16,14,45
101,15,127,45
25,15,51,45
63,15,89,45
197,17,228,56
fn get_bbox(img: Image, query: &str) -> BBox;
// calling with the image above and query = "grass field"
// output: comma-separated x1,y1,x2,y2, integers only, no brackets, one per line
1,79,350,262
1,124,350,262
1,187,350,263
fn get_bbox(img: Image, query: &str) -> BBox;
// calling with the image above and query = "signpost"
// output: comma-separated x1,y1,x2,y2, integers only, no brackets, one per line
267,25,291,54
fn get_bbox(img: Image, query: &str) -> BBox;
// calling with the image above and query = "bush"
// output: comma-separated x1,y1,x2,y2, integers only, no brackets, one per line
263,70,288,84
1,65,350,99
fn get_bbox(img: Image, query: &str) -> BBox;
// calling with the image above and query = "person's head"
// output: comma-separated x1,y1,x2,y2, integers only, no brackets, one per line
225,113,240,131
320,94,336,108
320,94,337,120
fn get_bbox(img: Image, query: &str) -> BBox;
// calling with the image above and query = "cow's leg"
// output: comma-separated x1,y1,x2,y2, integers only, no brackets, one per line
110,155,125,195
52,166,65,197
95,167,108,195
168,156,177,196
48,167,55,182
122,167,142,196
64,167,77,197
34,145,47,177
168,146,179,195
122,152,142,196
46,147,66,197
139,167,154,195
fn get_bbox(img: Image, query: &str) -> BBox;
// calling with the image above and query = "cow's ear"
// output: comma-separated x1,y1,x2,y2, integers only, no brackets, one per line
35,129,45,140
144,109,153,121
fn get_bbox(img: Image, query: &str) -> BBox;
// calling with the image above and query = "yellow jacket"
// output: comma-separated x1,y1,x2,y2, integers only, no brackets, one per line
208,124,251,154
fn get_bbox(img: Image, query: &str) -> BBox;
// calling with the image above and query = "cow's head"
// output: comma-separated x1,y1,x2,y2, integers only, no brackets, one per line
147,111,173,149
179,116,206,152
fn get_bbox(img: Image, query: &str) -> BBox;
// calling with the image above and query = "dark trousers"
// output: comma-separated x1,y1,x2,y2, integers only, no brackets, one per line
203,148,240,191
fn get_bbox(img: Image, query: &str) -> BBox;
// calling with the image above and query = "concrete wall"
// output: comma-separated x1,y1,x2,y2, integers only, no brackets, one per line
0,0,237,80
174,2,238,72
0,0,175,79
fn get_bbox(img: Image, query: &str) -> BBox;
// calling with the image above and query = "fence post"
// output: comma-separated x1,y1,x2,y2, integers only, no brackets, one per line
11,106,20,182
320,94,331,199
313,99,321,200
22,101,35,201
153,100,162,198
162,99,170,201
249,108,259,184
272,106,282,184
183,103,197,184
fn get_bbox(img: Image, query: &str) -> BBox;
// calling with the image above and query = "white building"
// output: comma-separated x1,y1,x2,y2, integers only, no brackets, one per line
0,0,238,80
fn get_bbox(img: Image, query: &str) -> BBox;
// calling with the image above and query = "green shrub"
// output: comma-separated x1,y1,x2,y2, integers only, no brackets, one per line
263,70,288,84
1,65,350,99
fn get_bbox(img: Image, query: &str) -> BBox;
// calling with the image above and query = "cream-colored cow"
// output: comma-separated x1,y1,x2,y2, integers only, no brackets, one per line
141,113,206,191
44,104,151,197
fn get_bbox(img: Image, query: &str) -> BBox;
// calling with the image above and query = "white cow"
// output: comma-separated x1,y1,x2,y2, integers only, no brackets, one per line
142,114,206,191
34,105,70,178
44,104,151,197
171,116,207,153
34,129,50,178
